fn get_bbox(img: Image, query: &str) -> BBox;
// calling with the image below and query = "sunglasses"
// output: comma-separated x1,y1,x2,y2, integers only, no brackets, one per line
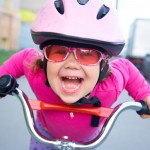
43,45,106,66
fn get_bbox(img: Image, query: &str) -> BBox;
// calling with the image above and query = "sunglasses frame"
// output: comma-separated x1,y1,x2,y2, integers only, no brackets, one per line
43,45,107,66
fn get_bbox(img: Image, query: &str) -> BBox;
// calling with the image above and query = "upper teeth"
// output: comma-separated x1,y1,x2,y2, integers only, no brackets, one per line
65,76,80,80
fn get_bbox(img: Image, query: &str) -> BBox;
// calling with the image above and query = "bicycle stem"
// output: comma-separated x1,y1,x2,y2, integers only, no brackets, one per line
12,88,143,150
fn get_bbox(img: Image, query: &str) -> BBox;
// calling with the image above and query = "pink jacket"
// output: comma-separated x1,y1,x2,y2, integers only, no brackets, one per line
0,48,150,141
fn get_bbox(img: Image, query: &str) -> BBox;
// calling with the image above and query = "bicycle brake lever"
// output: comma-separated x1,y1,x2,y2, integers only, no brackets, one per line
137,100,150,115
0,74,18,96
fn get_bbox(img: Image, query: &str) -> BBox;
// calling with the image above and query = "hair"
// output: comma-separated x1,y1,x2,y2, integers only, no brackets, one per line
23,54,44,74
31,57,43,73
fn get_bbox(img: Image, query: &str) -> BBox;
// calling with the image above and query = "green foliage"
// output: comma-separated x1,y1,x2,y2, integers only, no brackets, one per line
0,50,16,65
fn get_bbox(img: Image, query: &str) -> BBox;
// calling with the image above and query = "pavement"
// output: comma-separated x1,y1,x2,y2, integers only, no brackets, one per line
0,77,150,150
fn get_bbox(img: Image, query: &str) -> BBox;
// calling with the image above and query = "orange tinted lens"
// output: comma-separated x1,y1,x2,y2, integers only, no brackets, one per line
45,45,68,62
76,48,101,65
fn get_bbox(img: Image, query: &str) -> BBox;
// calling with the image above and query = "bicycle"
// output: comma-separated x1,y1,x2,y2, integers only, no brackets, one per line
0,74,150,150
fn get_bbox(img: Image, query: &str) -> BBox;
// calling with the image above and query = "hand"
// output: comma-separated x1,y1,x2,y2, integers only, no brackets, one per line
141,96,150,119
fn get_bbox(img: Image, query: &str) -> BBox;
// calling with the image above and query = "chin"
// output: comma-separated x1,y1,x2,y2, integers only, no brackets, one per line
60,96,80,104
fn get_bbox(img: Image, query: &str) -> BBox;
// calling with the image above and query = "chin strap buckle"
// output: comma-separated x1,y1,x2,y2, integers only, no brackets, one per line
74,96,101,127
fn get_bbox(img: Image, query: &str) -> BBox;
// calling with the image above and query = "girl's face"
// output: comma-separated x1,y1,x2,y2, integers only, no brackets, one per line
47,52,100,104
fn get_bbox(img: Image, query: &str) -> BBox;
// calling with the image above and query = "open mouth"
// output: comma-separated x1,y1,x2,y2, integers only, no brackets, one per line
61,76,83,94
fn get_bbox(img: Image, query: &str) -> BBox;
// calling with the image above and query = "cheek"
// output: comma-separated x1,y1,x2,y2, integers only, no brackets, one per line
92,66,99,80
46,62,60,84
85,65,100,87
89,65,99,79
47,63,54,78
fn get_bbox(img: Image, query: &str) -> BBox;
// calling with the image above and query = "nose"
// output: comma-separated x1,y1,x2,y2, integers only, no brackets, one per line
66,52,77,63
64,51,80,69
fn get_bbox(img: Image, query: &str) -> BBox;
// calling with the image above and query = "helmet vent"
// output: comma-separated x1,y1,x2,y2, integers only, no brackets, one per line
77,0,89,5
54,0,64,14
97,5,109,19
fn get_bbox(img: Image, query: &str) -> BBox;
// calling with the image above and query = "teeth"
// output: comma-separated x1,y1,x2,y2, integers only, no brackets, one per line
65,76,80,80
61,76,82,93
62,81,80,91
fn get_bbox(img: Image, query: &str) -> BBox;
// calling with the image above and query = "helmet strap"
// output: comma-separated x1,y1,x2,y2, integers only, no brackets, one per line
97,59,109,82
74,96,101,127
43,57,50,87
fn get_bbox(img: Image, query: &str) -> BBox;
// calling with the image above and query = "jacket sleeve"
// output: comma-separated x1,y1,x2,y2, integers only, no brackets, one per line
112,58,150,101
0,48,36,78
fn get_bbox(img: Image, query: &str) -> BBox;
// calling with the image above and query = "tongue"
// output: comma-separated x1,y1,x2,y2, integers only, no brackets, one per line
63,79,80,90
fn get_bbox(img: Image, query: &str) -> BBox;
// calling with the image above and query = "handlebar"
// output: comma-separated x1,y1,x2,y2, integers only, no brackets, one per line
0,75,150,150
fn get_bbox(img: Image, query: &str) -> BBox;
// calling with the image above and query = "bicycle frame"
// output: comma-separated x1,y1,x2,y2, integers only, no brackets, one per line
0,75,150,150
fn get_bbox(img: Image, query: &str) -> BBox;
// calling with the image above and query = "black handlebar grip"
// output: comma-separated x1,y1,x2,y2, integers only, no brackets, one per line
0,75,18,96
137,100,150,115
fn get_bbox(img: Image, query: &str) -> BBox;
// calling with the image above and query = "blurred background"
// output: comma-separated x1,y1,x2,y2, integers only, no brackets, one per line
0,0,45,51
0,0,150,150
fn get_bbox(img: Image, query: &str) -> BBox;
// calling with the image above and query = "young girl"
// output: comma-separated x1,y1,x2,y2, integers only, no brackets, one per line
0,0,150,149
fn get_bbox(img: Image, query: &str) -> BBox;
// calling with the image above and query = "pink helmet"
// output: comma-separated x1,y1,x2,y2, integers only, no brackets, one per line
31,0,125,56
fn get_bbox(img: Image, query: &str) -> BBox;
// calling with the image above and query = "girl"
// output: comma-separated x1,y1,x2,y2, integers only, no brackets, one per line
0,0,150,149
